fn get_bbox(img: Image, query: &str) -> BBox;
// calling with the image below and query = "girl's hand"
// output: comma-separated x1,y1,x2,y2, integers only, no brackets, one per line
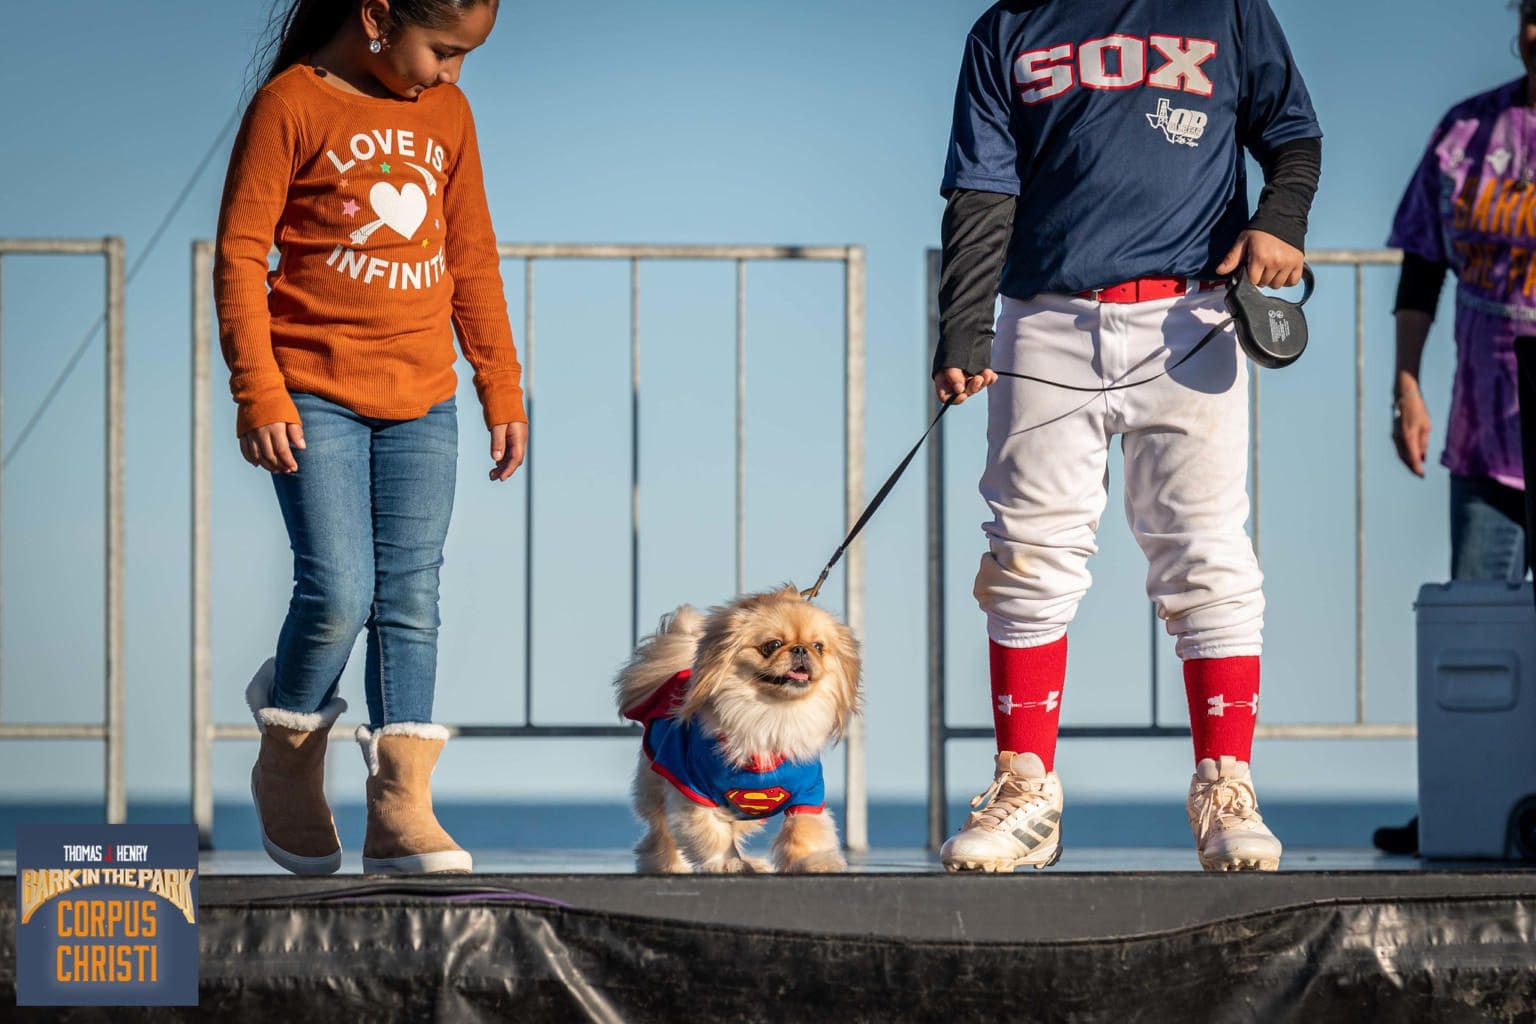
239,422,305,474
489,422,528,482
1216,229,1304,289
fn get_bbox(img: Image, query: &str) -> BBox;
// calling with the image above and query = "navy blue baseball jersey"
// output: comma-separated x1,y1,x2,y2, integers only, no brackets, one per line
943,0,1321,299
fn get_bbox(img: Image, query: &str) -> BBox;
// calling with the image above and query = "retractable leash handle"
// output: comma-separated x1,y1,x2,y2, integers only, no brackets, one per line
1226,263,1314,370
801,395,961,603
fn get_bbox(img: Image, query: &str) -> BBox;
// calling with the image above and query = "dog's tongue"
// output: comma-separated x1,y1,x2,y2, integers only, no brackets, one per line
786,669,810,682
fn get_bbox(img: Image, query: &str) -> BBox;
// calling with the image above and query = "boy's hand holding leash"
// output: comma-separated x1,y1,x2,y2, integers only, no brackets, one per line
240,422,306,474
1215,229,1304,289
489,422,527,482
933,367,997,404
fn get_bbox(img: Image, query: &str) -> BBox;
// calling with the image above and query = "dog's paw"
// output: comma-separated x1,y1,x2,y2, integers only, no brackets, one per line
635,852,692,874
698,856,767,874
780,850,847,874
635,834,692,874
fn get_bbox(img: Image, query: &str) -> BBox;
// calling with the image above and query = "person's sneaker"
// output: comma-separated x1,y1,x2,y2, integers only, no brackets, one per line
1187,756,1282,871
940,751,1063,872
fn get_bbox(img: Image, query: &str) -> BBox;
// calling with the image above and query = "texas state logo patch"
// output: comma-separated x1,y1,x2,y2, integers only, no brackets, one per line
725,787,791,815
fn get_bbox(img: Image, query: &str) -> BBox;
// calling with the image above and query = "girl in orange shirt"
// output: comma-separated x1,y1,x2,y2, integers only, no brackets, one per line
216,0,524,876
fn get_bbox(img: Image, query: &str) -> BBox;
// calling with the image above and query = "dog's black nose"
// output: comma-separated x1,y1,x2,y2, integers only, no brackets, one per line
790,645,808,657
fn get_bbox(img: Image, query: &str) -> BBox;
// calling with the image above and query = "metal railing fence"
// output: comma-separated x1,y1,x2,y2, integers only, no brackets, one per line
0,237,126,822
191,241,867,849
925,248,1408,850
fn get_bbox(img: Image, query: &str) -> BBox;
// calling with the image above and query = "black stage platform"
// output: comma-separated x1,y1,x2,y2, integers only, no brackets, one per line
4,854,1536,1022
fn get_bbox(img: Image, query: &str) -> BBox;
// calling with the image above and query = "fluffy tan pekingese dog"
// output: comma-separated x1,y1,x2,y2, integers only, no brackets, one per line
615,586,862,874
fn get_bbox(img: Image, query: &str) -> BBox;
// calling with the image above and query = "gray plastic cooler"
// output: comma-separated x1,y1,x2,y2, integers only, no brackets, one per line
1416,581,1536,860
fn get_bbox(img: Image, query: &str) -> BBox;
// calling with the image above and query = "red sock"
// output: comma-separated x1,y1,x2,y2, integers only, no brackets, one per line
1183,657,1260,764
989,637,1067,771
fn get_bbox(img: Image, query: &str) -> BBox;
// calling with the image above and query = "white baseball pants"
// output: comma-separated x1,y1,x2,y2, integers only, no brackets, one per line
974,289,1264,660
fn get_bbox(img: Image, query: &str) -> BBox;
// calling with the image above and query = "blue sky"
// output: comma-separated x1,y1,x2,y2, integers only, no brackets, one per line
0,1,1521,814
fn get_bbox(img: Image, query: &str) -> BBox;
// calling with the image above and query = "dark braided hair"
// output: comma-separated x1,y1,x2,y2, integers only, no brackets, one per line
254,0,497,85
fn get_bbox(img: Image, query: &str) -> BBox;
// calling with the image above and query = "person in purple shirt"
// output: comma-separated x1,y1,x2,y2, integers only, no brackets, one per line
1378,0,1536,854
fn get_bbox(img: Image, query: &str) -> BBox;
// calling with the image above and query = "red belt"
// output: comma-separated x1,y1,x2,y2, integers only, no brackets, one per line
1076,276,1224,303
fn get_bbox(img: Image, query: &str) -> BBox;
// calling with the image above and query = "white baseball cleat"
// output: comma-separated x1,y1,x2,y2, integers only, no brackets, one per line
941,751,1064,873
1187,755,1282,872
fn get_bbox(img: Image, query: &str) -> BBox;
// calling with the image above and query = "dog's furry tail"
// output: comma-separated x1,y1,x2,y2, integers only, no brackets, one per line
616,605,705,718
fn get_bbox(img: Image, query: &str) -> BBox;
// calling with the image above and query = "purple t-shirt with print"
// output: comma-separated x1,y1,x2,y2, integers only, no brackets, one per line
1388,78,1536,489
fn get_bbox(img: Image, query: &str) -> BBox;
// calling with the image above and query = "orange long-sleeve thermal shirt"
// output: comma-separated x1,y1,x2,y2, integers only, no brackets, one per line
215,65,525,437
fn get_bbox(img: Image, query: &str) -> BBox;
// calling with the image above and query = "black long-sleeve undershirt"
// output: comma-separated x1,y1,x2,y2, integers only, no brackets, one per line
1248,136,1321,250
934,190,1015,377
1393,251,1449,318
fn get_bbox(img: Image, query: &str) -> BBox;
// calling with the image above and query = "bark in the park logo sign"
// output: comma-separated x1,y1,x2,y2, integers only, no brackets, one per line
16,824,198,1006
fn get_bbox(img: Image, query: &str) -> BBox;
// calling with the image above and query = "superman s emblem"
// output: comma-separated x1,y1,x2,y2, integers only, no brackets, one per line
725,787,790,815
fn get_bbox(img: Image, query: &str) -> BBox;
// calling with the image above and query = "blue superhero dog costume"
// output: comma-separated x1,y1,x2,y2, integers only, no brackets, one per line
625,671,826,819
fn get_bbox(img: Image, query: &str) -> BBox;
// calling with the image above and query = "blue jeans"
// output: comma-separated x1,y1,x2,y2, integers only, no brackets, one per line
1449,474,1526,582
270,392,458,726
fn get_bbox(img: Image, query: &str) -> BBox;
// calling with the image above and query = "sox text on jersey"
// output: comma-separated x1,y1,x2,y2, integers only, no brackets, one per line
1013,34,1218,105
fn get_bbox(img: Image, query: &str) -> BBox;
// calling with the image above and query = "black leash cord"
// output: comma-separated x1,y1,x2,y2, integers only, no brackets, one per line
993,314,1233,393
801,395,959,602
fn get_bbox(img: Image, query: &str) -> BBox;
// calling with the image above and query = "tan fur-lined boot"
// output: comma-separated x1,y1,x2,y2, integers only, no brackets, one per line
245,658,346,875
356,724,473,875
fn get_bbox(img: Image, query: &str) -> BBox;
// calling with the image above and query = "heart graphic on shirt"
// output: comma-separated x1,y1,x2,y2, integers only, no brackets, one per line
367,181,428,241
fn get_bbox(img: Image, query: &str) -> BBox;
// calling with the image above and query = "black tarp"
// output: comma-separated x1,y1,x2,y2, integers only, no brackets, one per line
5,877,1536,1022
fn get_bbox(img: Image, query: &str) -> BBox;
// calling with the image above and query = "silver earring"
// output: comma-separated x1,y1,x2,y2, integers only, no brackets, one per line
368,38,383,54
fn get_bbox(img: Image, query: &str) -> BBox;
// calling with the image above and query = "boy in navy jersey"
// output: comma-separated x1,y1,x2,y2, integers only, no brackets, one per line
933,0,1321,873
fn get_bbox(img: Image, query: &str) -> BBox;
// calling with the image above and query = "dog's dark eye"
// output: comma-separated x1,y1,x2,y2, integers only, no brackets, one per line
760,639,783,656
813,642,825,654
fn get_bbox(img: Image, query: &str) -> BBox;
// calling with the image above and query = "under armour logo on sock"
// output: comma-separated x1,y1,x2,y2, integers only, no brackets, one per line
997,691,1060,716
1206,693,1259,717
